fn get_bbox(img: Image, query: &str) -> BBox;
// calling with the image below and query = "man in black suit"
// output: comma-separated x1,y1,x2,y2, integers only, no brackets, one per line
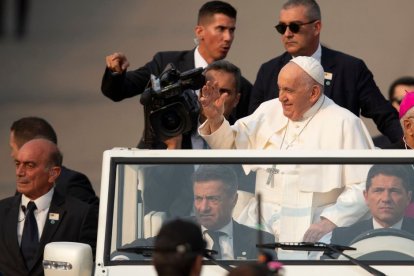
193,165,275,260
0,139,98,276
101,1,252,149
330,164,414,247
248,0,402,143
10,116,99,206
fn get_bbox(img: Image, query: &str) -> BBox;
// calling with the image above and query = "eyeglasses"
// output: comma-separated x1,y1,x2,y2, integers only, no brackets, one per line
275,20,317,34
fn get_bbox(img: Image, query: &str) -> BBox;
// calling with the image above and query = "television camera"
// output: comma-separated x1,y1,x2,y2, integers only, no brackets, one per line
140,64,205,148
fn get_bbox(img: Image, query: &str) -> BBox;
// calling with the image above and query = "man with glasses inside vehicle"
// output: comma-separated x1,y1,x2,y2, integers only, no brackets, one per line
248,0,402,145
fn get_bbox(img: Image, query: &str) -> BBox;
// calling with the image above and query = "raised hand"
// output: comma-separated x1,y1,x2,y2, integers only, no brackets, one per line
105,52,130,74
199,80,228,132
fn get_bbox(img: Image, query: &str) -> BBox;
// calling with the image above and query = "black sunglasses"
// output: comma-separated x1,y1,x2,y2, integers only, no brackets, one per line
275,20,317,34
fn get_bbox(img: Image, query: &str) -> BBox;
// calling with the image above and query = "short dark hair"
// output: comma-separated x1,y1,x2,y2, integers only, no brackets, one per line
283,0,321,21
204,60,242,92
192,165,238,196
153,219,205,276
10,117,58,147
366,164,414,193
388,76,414,100
198,1,237,24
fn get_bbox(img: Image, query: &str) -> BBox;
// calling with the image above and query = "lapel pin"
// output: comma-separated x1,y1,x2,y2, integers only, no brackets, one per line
324,72,333,86
49,213,59,224
324,72,333,80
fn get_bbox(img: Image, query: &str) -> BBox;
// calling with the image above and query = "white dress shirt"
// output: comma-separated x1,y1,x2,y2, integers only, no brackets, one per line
373,217,403,230
18,188,54,245
202,220,234,260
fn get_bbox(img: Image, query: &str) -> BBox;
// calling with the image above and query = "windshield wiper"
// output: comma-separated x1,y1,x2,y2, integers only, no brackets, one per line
118,246,233,272
257,242,386,276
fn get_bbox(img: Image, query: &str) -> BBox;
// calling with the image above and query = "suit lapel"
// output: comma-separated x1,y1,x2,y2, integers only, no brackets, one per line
39,192,66,246
4,196,28,268
402,217,414,232
33,192,66,266
232,221,242,257
232,221,253,260
281,52,292,66
320,46,336,98
178,49,196,71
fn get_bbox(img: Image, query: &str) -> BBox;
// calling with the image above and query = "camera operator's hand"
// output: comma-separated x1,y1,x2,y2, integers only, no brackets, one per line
199,80,227,133
163,135,183,149
106,52,130,74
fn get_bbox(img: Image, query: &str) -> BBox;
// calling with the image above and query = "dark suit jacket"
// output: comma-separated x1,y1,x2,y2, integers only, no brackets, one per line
383,138,406,149
249,46,402,143
0,191,98,276
330,218,414,246
111,219,276,261
101,49,252,149
232,221,276,260
56,166,99,206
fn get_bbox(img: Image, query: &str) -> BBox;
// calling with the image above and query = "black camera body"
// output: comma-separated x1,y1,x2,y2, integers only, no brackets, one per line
140,64,205,147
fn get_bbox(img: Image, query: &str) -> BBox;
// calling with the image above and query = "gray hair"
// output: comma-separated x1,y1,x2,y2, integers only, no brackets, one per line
283,0,321,21
192,165,238,196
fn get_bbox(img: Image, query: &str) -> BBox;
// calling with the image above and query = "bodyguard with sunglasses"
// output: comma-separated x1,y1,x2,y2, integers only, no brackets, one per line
248,0,402,144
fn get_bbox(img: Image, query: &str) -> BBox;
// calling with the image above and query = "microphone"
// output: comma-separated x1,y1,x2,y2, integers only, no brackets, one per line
19,205,27,223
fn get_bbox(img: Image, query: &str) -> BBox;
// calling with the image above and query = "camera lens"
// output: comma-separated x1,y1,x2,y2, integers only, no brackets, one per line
149,100,196,140
160,110,181,131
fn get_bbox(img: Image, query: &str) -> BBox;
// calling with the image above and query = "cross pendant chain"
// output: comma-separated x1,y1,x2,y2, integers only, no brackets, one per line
266,165,279,187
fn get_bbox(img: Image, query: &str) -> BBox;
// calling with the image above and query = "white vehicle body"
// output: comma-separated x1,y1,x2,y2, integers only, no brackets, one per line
44,149,414,276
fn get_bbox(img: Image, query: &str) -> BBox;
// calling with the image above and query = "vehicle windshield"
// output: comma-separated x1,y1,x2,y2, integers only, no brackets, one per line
103,153,414,265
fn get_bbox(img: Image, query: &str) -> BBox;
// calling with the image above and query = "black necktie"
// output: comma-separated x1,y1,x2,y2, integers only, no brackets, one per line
21,201,39,269
207,230,223,259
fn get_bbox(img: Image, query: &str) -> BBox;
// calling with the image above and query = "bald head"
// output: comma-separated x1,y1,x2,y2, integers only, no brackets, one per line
15,139,62,200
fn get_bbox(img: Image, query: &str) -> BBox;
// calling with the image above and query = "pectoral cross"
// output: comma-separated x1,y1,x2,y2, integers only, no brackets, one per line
266,165,279,187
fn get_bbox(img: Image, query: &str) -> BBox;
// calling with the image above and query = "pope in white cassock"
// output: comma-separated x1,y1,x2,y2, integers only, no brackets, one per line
198,56,375,257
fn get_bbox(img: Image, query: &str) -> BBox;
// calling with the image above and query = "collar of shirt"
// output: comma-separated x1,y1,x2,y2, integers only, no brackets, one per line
19,187,55,244
291,43,322,63
202,220,234,259
201,219,234,238
194,46,209,69
21,187,54,213
372,217,403,230
300,94,325,121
